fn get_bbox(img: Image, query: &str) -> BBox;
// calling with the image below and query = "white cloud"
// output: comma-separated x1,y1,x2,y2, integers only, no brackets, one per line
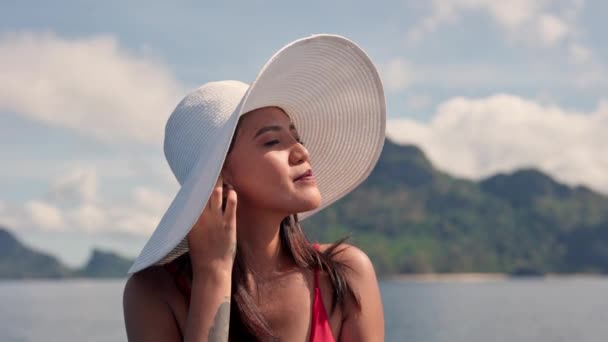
0,31,185,145
408,0,547,42
381,58,515,91
569,43,592,64
0,171,175,267
387,94,608,194
0,152,177,195
408,0,580,48
381,58,415,91
536,13,568,46
131,186,173,213
112,211,162,236
107,186,171,235
488,1,543,29
67,203,107,232
48,167,98,205
0,166,174,237
380,57,608,91
25,200,66,231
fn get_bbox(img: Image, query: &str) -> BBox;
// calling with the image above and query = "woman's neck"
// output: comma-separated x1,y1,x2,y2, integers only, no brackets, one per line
235,208,293,278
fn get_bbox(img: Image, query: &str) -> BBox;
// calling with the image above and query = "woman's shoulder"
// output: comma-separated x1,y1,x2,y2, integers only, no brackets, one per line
123,266,186,340
317,243,376,276
318,243,384,339
123,265,176,305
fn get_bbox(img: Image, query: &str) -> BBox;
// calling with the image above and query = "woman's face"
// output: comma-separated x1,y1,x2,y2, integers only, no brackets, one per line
221,107,321,215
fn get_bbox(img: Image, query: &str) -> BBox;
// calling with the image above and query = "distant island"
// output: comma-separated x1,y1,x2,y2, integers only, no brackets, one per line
1,138,608,279
0,228,132,279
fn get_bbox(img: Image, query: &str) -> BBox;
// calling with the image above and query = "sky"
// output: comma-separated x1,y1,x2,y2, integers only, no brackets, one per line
1,0,607,267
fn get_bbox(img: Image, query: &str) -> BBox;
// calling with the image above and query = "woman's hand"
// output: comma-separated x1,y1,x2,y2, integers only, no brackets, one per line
187,175,238,275
124,179,237,342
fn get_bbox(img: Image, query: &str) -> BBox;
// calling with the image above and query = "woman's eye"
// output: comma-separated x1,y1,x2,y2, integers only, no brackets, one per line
263,139,304,147
264,140,279,146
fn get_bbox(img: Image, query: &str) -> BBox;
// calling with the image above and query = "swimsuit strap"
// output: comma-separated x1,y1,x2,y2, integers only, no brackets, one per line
313,243,321,287
311,243,336,342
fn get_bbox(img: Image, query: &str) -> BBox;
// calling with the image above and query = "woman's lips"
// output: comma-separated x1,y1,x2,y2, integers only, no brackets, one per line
294,169,314,182
295,175,315,182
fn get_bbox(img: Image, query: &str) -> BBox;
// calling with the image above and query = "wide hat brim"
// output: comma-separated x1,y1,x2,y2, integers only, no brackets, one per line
128,34,386,274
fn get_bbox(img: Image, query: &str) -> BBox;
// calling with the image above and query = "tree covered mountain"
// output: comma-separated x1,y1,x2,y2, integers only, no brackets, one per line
304,139,608,275
2,138,607,278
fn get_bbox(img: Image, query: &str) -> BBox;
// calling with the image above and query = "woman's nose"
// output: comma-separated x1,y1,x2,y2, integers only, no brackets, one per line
289,141,309,165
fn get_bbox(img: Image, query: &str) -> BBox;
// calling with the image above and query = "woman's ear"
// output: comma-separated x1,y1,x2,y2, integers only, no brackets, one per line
220,167,234,188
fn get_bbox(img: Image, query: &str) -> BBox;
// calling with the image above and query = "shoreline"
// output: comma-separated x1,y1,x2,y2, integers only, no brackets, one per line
385,273,508,282
383,272,608,283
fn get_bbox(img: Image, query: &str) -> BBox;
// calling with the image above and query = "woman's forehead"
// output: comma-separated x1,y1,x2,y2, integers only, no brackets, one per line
239,107,298,136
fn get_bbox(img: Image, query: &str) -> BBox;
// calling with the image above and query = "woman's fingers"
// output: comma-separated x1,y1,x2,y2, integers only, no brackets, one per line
209,175,223,211
223,185,237,230
188,177,238,273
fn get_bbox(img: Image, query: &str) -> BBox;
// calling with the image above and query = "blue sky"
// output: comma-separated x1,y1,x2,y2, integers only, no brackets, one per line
1,0,607,267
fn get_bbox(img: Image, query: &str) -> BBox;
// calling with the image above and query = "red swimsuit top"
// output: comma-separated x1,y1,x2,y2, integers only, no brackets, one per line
164,243,336,342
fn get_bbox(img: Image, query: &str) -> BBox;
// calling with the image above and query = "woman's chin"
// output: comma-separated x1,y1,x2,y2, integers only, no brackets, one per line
296,196,322,213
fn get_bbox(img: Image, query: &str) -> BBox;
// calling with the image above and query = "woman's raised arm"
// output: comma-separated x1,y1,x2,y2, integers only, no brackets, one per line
124,176,238,341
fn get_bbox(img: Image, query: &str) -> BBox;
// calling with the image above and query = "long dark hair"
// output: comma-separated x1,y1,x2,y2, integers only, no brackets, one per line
169,113,361,340
170,216,360,341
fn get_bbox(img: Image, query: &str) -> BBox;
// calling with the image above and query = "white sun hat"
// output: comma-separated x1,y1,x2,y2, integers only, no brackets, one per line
128,34,386,274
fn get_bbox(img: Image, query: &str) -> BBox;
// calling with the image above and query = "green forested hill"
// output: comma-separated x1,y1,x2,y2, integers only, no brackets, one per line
304,139,608,275
2,138,607,278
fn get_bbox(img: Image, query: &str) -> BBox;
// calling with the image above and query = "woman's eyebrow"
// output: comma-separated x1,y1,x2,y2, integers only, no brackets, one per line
252,123,298,139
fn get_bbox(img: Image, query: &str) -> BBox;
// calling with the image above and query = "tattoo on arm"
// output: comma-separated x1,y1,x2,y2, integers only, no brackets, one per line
229,243,237,260
208,297,231,341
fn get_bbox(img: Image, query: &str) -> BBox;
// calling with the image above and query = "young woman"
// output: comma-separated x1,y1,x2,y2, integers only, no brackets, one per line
123,35,386,341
